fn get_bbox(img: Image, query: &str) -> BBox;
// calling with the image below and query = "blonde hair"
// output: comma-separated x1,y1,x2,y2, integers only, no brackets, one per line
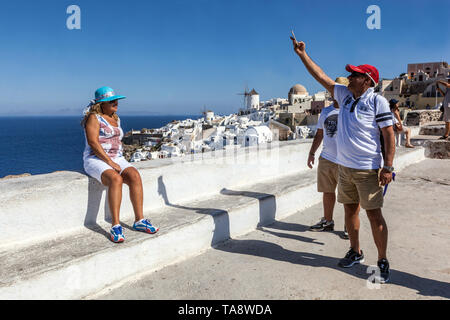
81,102,119,127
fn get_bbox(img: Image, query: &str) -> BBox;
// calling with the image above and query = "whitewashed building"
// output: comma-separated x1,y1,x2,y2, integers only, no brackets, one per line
243,125,273,146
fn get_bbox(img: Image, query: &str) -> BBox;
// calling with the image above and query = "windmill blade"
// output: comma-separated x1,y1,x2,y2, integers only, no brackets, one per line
236,84,251,109
200,105,207,117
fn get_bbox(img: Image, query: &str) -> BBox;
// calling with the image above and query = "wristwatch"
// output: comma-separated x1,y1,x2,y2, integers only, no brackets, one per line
383,165,394,172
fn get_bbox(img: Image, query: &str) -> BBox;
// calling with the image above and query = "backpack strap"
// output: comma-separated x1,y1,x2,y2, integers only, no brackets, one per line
374,93,378,114
374,93,386,161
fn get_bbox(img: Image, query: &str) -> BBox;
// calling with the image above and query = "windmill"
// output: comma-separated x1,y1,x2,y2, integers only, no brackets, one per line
200,105,207,118
237,84,250,111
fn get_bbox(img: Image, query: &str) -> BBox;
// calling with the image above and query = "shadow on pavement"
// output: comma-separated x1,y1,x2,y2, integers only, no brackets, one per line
215,238,450,299
219,188,450,299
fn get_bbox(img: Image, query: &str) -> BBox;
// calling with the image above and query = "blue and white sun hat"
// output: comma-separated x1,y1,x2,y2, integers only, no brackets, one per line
83,86,126,116
94,86,126,103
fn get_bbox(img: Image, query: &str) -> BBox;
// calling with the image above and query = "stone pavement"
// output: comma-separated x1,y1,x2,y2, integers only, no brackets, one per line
92,159,450,300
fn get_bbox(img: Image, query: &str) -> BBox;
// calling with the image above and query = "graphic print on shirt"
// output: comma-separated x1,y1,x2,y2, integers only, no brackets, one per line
324,114,338,138
92,116,123,158
343,95,353,109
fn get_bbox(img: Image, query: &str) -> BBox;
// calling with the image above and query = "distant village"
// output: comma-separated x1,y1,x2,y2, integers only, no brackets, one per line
122,61,449,162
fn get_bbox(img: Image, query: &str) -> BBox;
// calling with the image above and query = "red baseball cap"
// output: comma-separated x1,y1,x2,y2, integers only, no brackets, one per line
345,64,379,85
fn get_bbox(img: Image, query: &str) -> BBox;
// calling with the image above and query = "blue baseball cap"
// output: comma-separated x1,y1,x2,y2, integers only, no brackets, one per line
94,86,126,103
389,99,399,105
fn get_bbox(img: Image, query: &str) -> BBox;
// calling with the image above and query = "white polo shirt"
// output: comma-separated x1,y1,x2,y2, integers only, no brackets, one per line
334,84,393,170
316,103,339,163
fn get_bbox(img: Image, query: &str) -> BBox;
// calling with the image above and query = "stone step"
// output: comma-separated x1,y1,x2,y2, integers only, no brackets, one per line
424,140,450,159
0,147,425,299
411,134,446,146
410,133,450,158
418,122,446,136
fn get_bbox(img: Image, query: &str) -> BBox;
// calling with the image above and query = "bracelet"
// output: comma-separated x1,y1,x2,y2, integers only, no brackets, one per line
309,152,315,156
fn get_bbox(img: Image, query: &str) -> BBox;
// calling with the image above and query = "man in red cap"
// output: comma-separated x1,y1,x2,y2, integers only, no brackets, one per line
290,36,395,284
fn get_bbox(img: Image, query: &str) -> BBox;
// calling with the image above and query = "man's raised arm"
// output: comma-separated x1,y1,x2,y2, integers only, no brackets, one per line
290,36,335,95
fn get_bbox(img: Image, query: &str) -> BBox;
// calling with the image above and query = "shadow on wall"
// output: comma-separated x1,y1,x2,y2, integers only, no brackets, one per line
219,188,276,228
157,175,230,246
83,178,111,239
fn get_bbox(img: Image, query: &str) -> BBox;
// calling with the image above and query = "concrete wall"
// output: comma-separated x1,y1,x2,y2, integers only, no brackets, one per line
0,140,318,249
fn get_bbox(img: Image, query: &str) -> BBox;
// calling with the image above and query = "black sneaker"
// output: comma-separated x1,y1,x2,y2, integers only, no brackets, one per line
374,258,390,284
310,218,334,231
338,248,364,268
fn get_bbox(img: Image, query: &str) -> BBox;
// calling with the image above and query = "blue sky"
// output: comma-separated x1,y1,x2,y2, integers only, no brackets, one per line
0,0,449,116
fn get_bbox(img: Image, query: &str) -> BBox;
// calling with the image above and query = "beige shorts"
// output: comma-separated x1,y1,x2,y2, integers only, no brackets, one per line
395,125,409,133
317,156,339,193
337,165,383,210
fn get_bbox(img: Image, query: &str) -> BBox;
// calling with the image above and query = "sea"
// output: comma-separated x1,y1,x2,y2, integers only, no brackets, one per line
0,115,200,178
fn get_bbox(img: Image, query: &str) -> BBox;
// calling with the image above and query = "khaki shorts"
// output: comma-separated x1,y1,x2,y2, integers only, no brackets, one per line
317,156,339,193
337,165,383,210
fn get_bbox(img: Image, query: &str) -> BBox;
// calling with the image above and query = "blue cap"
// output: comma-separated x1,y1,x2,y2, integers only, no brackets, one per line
94,86,126,103
389,99,399,105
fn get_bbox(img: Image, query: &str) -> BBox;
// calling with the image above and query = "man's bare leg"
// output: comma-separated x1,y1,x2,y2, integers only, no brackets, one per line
344,203,361,253
366,208,388,260
323,192,336,222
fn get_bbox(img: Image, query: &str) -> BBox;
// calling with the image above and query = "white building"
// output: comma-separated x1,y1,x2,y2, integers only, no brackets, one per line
243,125,273,147
288,84,309,105
247,89,260,110
160,144,182,157
147,151,159,160
130,149,148,162
205,111,214,124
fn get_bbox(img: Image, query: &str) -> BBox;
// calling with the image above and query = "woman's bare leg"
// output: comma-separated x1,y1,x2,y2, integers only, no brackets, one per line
405,127,414,147
101,169,123,226
121,167,144,222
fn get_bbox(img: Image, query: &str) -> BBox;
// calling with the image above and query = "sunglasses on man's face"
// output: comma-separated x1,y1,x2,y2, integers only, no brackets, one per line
349,72,367,78
107,100,118,105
